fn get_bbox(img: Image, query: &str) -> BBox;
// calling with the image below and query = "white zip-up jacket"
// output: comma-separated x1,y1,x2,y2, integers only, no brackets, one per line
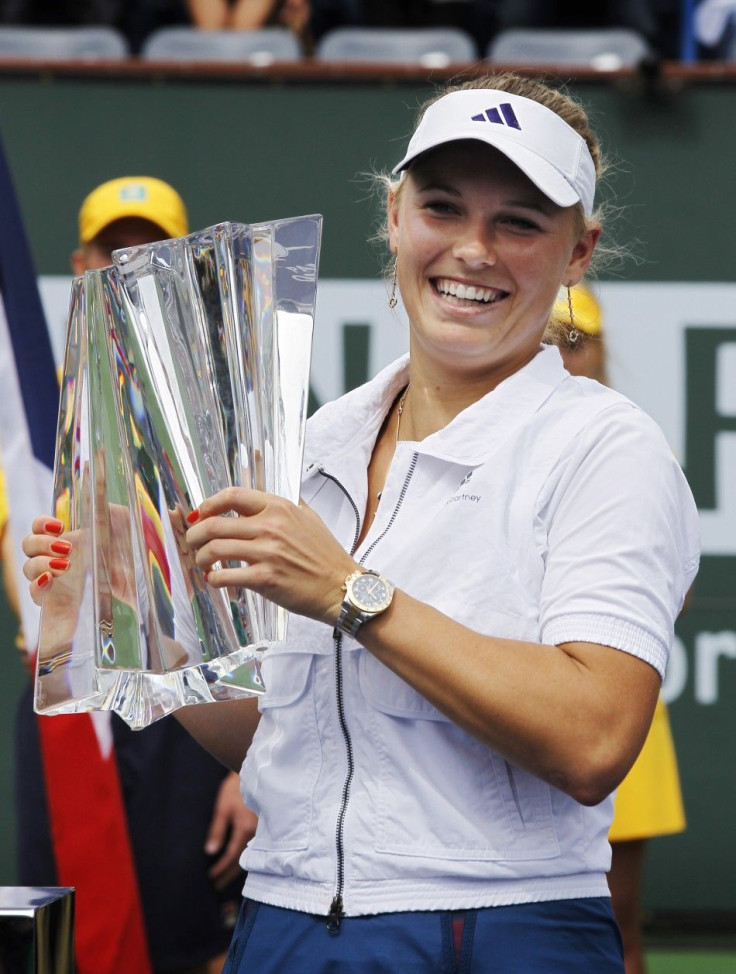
240,346,700,918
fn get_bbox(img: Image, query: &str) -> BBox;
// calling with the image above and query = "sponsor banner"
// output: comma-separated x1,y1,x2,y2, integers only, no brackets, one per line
40,276,736,711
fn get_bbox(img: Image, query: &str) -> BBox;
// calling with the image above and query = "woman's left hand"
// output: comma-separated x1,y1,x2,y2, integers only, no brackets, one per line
185,487,357,627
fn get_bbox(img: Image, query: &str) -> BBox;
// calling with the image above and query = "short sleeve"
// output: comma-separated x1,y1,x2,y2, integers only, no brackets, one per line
537,404,700,678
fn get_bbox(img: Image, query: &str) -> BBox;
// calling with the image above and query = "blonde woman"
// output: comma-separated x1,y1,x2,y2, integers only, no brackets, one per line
24,74,699,972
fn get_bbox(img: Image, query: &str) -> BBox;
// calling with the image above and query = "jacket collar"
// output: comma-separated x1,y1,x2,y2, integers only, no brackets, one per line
304,345,570,473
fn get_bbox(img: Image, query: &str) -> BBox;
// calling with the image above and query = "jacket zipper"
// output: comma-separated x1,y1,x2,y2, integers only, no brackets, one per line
318,455,419,932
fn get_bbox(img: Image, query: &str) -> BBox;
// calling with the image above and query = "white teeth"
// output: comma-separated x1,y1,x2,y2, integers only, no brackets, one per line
436,279,500,304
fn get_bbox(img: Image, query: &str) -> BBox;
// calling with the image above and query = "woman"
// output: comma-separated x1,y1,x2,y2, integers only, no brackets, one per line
23,73,700,971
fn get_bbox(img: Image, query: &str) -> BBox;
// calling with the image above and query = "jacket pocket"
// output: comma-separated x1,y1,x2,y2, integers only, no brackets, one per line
241,648,321,852
358,650,560,862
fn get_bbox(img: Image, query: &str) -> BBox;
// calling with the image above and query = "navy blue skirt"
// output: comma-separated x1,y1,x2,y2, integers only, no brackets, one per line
224,895,624,972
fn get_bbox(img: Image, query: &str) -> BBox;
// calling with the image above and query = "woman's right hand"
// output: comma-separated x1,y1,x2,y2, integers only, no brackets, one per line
21,515,73,603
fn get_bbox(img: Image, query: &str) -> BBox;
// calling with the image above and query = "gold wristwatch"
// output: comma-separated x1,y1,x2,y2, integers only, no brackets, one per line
335,569,395,638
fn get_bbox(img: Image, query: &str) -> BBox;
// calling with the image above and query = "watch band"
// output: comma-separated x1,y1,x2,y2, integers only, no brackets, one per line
335,601,365,638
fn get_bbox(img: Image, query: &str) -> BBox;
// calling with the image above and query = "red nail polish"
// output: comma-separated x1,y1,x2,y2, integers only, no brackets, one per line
44,519,64,536
37,572,52,589
51,540,72,555
49,558,70,571
186,509,200,525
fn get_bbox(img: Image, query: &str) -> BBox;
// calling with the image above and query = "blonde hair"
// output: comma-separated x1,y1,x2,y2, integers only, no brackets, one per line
374,72,620,343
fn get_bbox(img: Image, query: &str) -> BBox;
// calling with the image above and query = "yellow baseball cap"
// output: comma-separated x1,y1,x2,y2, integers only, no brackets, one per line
553,283,602,337
78,176,189,245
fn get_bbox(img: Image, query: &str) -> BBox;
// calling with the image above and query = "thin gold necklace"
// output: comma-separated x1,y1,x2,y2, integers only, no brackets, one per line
376,385,410,509
396,384,410,442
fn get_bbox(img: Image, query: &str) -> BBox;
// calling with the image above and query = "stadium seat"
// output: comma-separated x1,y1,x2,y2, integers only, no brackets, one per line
696,0,736,59
314,27,477,66
140,26,302,65
0,26,129,60
694,0,736,54
487,28,652,70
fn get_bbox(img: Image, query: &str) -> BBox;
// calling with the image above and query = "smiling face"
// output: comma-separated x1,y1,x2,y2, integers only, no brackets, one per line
388,141,600,389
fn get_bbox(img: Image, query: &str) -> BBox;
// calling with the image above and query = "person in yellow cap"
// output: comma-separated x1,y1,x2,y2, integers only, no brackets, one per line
13,177,255,974
555,283,687,974
72,176,189,273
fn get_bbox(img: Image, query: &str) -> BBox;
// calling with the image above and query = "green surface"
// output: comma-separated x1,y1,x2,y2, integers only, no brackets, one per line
647,951,736,973
0,76,735,282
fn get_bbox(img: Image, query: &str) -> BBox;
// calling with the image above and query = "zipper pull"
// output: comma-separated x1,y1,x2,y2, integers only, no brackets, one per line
326,893,343,934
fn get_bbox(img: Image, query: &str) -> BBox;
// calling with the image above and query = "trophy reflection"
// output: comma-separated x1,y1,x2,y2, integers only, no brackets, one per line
34,216,321,729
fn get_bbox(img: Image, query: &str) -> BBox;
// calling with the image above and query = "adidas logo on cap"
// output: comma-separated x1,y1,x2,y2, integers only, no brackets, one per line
471,103,521,130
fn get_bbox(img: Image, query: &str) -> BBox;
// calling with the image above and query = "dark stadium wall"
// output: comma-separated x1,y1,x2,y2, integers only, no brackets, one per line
0,73,734,925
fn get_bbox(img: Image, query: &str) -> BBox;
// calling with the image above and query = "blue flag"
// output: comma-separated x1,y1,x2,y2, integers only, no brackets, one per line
0,129,60,647
0,143,156,974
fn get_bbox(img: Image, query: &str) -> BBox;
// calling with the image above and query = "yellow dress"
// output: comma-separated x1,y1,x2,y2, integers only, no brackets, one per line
0,463,8,534
609,698,686,842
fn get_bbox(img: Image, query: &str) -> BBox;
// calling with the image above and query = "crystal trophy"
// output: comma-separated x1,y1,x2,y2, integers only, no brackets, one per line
34,216,321,729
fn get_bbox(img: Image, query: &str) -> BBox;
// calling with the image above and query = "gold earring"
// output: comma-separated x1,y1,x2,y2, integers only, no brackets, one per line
388,260,398,309
566,284,579,345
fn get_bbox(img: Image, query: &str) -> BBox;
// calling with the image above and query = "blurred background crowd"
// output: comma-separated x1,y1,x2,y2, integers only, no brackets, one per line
0,0,731,63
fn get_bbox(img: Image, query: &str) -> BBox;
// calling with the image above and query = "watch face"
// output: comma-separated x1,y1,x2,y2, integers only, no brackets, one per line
349,572,392,613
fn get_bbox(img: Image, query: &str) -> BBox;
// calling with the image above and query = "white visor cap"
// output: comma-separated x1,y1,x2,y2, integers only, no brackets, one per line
393,89,596,217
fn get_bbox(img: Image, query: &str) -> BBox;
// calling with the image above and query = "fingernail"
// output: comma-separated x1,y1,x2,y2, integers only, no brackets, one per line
50,540,72,555
49,558,70,571
44,519,64,536
203,571,209,583
37,572,52,589
186,509,200,524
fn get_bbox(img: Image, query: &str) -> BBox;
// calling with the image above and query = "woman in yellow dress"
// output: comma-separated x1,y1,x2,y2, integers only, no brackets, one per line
556,284,687,974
